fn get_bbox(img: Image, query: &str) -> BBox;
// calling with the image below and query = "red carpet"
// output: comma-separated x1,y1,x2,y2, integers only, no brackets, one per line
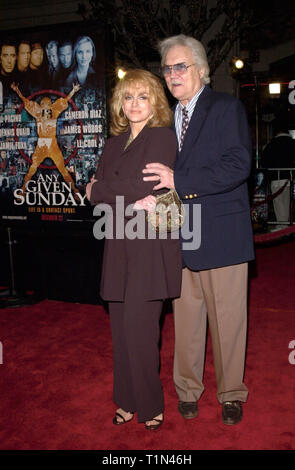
0,241,295,450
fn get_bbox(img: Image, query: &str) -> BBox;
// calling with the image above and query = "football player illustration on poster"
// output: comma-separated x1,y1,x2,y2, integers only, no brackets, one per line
11,82,81,198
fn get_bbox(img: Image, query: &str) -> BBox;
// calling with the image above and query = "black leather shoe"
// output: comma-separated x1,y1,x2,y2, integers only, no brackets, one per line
178,401,198,419
145,416,164,431
222,401,243,425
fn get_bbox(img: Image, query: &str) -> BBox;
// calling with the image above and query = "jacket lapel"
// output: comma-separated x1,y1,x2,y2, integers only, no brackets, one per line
120,126,147,157
175,86,213,169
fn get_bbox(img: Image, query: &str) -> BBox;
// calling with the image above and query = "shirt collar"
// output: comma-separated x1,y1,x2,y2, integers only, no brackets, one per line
176,85,205,117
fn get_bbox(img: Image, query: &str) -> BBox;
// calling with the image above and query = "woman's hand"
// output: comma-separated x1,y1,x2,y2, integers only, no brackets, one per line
134,195,157,212
86,177,97,201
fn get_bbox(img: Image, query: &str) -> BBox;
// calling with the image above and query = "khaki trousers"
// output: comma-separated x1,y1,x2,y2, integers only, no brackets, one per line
173,264,249,404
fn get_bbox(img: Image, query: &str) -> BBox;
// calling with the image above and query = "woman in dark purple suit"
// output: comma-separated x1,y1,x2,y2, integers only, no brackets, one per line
86,70,181,430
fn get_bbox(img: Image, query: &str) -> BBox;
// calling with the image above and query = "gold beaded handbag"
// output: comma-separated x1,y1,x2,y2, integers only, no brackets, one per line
147,189,185,232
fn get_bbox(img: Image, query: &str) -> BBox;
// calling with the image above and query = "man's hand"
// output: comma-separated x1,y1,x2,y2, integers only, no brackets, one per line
142,163,175,190
86,176,97,201
72,83,81,94
11,82,20,94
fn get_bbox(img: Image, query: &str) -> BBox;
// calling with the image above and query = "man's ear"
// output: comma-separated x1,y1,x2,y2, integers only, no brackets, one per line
198,67,205,80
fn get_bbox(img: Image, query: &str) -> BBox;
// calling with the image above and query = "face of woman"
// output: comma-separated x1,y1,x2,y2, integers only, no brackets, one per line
122,85,153,129
76,40,93,68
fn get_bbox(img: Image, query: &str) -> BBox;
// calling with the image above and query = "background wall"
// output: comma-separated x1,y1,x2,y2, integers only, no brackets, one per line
0,224,104,304
0,0,85,31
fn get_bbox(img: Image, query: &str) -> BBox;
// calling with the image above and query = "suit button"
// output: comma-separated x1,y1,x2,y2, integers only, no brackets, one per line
185,195,189,199
189,194,193,198
194,193,198,197
114,171,118,175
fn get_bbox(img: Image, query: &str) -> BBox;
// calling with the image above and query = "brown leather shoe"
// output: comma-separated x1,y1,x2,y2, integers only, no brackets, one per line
178,401,198,419
222,401,243,425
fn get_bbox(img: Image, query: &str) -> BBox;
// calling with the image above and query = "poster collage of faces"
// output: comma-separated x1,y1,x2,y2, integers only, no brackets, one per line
0,25,107,222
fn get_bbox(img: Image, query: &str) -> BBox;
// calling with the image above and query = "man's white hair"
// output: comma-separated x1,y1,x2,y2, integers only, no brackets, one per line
158,34,210,85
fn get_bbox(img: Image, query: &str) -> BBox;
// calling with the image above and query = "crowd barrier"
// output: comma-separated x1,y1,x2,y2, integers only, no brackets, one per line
251,167,295,243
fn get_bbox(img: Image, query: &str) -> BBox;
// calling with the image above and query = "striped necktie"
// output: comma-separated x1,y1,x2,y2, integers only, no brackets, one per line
179,107,189,151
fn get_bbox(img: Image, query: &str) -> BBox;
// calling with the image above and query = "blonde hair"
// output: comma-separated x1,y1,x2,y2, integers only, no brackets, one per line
158,34,210,85
110,69,173,136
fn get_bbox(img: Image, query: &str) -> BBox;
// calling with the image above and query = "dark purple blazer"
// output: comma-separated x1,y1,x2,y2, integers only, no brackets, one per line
90,126,182,301
174,85,255,270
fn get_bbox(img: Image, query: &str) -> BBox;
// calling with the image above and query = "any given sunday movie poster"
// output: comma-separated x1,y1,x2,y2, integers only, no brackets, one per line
0,22,107,224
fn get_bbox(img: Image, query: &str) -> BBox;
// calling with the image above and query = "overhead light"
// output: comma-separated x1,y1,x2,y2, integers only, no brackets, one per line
269,83,281,95
234,58,244,70
117,68,126,79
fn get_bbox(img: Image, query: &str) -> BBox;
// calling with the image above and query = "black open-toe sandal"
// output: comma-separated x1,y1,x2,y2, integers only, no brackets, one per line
145,416,164,431
113,411,134,425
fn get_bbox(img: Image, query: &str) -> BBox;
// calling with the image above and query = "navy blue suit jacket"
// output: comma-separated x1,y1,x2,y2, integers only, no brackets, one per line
174,85,255,270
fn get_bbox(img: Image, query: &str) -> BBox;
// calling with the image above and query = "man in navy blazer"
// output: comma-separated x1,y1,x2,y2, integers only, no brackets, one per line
143,34,254,425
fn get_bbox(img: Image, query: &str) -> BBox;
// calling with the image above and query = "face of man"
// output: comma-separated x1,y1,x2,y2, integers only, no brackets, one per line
40,97,52,108
30,47,44,69
0,45,17,75
59,45,72,69
17,43,31,71
163,45,204,106
47,45,59,69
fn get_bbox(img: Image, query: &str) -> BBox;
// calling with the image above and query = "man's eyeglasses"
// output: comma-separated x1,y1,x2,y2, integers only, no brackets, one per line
161,63,195,76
